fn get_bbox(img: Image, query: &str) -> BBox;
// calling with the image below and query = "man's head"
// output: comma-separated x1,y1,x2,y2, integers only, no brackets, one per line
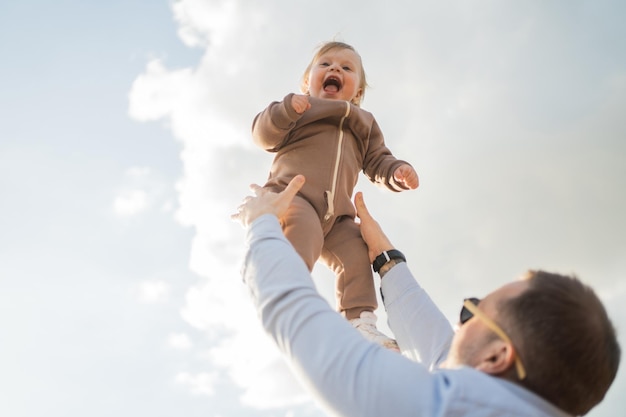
445,270,620,415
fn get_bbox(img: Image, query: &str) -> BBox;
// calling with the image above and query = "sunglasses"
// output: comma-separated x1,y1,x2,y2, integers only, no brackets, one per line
460,298,527,380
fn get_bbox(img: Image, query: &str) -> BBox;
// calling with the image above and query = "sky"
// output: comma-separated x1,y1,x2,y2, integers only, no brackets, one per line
1,1,625,416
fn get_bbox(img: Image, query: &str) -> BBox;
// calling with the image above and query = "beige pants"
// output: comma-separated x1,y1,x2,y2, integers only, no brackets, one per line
281,196,377,320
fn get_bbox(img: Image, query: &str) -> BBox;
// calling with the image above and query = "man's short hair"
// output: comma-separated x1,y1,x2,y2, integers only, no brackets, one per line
503,270,620,415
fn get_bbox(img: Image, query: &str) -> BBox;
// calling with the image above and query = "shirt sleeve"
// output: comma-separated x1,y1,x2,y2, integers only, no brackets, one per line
381,263,454,369
242,215,441,417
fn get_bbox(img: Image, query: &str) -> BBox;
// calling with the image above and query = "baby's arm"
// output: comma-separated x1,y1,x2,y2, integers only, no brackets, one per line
252,93,304,151
393,164,419,190
362,119,418,192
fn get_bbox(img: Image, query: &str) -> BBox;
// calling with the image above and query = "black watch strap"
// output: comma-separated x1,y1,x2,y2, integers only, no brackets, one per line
372,249,406,273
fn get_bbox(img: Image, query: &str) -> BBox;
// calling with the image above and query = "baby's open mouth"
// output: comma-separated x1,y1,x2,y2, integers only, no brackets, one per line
323,76,342,93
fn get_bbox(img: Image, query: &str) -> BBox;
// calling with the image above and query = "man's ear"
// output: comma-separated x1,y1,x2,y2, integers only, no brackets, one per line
474,339,516,376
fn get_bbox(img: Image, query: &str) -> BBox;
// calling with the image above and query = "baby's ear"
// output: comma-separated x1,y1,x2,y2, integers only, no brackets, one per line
301,77,310,95
352,88,363,106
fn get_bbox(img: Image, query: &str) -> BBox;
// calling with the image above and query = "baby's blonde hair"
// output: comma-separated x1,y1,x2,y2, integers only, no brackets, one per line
300,41,368,107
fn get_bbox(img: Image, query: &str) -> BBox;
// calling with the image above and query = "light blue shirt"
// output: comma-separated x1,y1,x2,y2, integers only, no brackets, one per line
242,215,572,417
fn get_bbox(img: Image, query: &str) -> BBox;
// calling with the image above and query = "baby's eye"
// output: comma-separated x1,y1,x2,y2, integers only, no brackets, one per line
319,62,330,67
342,66,352,71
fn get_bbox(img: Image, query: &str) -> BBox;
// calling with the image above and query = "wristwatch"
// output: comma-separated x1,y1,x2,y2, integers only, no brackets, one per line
372,249,406,273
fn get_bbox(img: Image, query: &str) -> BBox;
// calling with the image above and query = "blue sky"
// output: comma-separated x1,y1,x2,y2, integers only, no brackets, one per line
1,1,625,417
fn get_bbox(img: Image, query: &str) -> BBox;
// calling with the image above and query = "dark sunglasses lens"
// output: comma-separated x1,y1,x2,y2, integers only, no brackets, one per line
460,306,472,324
460,298,480,324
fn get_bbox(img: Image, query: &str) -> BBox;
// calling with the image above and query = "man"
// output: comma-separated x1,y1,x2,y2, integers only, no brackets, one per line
232,175,620,417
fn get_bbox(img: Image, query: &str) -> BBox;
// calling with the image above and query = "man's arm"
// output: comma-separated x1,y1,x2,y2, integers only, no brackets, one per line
354,192,453,367
242,214,439,417
381,264,453,368
234,178,441,417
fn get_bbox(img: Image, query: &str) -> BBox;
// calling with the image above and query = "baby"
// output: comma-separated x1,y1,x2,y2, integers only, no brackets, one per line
252,41,418,350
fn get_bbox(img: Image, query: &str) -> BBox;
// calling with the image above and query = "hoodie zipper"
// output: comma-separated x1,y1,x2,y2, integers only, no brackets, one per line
324,101,351,222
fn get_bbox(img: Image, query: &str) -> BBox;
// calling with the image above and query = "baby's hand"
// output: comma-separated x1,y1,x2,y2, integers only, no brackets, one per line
393,164,419,190
291,94,311,114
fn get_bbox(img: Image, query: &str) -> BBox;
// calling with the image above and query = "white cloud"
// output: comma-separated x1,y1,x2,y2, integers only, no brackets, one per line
172,0,242,48
113,189,149,217
128,59,194,123
113,165,174,218
168,332,194,350
177,262,313,407
208,323,311,409
175,371,219,396
137,280,170,303
125,166,151,178
238,359,310,409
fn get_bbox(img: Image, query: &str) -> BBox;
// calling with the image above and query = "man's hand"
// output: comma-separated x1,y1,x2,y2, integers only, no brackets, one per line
231,175,305,228
393,164,419,190
291,94,311,114
354,192,395,263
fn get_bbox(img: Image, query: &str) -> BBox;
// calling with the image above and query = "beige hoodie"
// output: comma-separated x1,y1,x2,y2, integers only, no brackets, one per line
252,94,412,224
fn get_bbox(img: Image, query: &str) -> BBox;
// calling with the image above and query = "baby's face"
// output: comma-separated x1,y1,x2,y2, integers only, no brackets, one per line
305,48,363,104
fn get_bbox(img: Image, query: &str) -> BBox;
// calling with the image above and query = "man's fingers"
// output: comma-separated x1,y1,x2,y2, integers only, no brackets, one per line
232,176,305,228
354,192,371,220
249,183,263,195
282,175,305,200
230,203,244,222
